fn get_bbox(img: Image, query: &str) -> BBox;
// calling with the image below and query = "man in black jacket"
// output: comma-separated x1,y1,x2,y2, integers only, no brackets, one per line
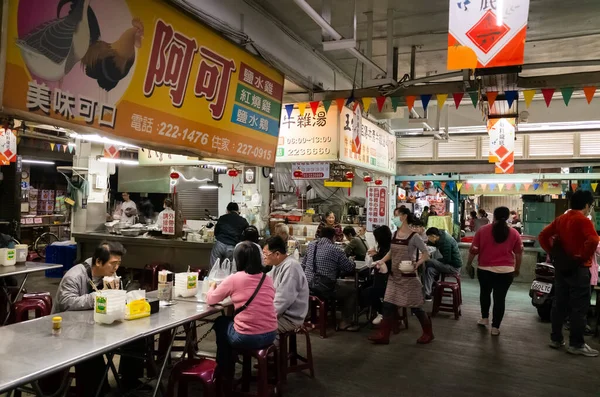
210,202,249,268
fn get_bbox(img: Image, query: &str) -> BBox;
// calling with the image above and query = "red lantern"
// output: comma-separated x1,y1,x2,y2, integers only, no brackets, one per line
293,169,303,178
363,175,373,183
375,179,383,186
169,172,179,179
227,169,239,177
345,171,354,180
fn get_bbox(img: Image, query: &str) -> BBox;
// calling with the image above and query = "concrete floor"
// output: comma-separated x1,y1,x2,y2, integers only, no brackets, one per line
5,274,600,397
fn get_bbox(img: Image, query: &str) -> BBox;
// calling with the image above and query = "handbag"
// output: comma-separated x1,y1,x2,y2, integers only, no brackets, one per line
234,273,267,315
308,243,337,299
550,236,583,276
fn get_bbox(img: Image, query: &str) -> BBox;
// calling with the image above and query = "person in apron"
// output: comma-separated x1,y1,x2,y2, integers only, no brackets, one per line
369,208,434,345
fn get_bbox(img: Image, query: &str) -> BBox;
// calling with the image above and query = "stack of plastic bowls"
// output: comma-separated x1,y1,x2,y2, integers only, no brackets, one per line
94,290,127,324
174,272,198,298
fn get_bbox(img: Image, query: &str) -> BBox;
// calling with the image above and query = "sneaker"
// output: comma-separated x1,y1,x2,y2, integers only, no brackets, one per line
549,340,566,349
425,295,433,302
567,344,599,357
372,313,383,325
477,318,489,327
491,327,500,336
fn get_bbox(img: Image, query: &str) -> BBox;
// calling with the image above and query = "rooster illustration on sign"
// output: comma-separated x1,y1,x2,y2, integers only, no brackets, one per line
82,18,144,92
16,0,100,82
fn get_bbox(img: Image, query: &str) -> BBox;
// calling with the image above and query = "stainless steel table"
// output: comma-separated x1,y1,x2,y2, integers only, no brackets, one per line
0,299,227,396
0,262,63,325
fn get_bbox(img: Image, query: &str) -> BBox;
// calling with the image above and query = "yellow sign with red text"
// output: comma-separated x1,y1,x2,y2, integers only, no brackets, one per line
2,0,283,166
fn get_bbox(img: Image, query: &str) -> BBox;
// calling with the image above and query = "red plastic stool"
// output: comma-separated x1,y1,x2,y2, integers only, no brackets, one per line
306,296,337,339
166,358,217,397
441,273,462,304
233,344,280,397
12,299,50,323
279,327,315,383
23,292,53,311
432,282,461,320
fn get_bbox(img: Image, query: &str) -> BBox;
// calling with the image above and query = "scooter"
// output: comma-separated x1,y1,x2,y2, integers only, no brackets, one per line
529,261,555,321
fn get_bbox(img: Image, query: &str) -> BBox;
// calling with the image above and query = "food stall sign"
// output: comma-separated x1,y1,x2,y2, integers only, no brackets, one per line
277,108,338,162
0,128,17,165
366,186,388,232
339,107,396,175
291,162,330,180
138,148,200,166
324,180,352,188
2,0,283,167
448,0,531,70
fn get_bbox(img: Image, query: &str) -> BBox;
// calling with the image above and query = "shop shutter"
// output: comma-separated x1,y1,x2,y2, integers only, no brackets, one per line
579,131,600,156
529,132,574,157
177,189,218,220
437,137,478,159
481,134,524,158
397,137,434,159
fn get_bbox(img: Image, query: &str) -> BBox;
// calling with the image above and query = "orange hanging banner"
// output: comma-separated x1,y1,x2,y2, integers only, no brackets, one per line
406,96,416,112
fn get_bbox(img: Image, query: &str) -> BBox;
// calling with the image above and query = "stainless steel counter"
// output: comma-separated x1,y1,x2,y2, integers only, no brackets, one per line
0,262,63,278
0,300,224,394
73,233,214,272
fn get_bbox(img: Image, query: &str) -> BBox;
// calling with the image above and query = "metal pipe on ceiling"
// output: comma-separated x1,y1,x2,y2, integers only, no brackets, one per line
292,0,386,76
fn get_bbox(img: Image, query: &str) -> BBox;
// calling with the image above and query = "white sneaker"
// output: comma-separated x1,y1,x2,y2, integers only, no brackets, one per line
477,318,489,327
491,327,500,336
567,344,599,357
372,313,383,325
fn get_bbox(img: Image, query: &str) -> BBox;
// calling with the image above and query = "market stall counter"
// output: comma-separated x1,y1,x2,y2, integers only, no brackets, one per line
73,233,213,272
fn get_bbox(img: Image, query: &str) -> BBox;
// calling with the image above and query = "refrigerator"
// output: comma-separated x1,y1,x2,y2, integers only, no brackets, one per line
523,202,556,244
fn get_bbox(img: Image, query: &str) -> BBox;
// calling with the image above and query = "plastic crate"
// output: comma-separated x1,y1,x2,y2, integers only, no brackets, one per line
44,244,77,278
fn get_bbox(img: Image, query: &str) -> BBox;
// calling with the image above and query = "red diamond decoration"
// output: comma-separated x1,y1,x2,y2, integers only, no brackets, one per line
498,158,513,171
466,10,510,54
494,145,509,159
3,149,13,159
107,145,117,156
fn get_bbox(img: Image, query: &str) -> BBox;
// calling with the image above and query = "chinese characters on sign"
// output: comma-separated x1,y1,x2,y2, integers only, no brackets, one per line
0,128,17,165
366,186,388,232
161,209,175,235
487,117,516,174
291,162,330,180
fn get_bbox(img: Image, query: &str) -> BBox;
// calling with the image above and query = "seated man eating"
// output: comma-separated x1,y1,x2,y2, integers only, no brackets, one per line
422,227,462,301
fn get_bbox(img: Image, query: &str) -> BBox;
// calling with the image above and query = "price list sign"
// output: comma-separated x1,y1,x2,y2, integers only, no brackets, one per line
366,186,388,232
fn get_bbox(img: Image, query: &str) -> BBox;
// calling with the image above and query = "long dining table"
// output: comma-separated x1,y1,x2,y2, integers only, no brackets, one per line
0,294,230,397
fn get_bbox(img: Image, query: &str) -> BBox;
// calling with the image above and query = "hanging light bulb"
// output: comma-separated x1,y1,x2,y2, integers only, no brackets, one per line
375,179,383,186
363,175,373,183
345,171,355,180
227,169,239,177
293,169,303,178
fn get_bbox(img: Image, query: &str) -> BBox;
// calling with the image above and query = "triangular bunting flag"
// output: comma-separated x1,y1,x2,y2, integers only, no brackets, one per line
498,183,504,192
376,96,387,112
456,182,463,191
309,101,320,115
436,94,448,109
541,88,555,107
420,94,432,111
592,183,598,192
561,88,574,106
284,104,294,118
524,183,531,191
488,183,496,191
471,183,479,191
63,145,68,153
405,96,416,112
523,90,535,108
533,183,540,191
440,181,447,190
514,183,521,191
480,183,487,191
452,93,464,109
468,91,478,108
352,101,360,111
362,97,372,112
464,183,471,191
448,181,455,191
505,183,513,190
346,95,355,106
543,182,549,191
583,86,596,104
68,145,74,153
335,98,345,113
297,103,307,116
50,143,55,151
409,181,415,190
323,100,332,113
505,91,518,108
486,91,498,109
56,144,62,152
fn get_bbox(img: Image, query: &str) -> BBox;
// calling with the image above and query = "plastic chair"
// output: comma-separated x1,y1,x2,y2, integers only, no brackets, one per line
166,358,217,397
142,262,171,291
279,327,315,383
233,344,281,397
432,282,461,320
306,295,337,339
23,292,53,311
12,299,50,323
441,272,462,304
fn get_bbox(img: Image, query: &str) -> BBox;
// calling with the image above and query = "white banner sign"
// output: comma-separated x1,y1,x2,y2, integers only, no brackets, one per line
366,186,388,232
276,108,338,162
291,162,330,180
487,117,516,174
0,128,17,165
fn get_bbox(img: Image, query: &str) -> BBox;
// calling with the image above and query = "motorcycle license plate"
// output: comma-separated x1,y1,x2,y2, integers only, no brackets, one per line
531,281,552,294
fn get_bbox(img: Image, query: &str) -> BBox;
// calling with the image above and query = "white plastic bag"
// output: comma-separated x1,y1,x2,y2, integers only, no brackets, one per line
365,254,373,268
208,258,235,283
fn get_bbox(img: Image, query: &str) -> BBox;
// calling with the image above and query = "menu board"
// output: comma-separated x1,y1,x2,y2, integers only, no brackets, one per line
291,162,330,180
366,186,388,232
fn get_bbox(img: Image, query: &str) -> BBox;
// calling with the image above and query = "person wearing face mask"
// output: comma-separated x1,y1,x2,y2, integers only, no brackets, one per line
391,207,403,232
315,211,344,242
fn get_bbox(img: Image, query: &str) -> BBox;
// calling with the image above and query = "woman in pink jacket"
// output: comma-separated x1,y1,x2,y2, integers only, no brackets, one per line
207,242,277,382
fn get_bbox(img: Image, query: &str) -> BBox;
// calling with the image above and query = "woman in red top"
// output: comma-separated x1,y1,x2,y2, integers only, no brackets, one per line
466,207,523,336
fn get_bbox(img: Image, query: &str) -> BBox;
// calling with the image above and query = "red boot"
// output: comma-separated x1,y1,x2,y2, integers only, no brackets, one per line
416,315,435,344
368,318,391,344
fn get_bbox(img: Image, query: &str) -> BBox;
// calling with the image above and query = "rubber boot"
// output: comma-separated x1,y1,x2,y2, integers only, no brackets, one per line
368,318,391,344
416,314,435,344
392,309,402,334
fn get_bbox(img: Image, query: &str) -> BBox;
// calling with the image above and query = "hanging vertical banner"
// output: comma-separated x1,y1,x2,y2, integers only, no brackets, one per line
352,105,363,155
487,118,516,174
448,0,531,70
366,186,388,232
0,128,17,165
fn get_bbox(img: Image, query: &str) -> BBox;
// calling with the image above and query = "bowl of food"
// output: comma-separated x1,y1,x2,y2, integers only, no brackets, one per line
399,260,414,273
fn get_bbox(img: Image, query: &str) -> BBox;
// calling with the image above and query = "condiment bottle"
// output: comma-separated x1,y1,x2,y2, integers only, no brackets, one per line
52,316,62,336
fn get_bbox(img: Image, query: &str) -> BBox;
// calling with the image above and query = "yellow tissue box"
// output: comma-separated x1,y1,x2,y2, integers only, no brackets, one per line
125,299,151,320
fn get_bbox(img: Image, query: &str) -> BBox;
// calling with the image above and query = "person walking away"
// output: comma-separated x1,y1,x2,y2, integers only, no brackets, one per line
466,207,523,336
208,242,277,388
302,226,357,331
210,202,249,268
423,227,463,301
368,208,433,344
315,211,344,242
367,225,392,325
263,236,309,332
538,190,600,357
343,225,369,261
420,206,430,228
